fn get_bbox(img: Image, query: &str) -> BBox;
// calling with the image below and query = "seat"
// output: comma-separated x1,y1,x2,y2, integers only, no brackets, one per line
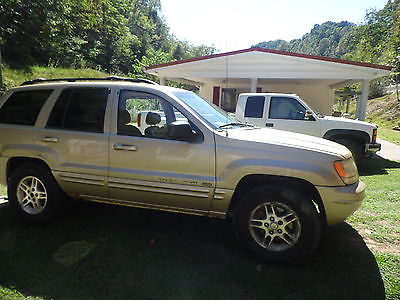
144,112,163,137
118,110,141,136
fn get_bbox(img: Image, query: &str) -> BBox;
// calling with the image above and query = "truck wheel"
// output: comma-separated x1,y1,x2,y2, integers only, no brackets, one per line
233,185,321,264
8,163,67,224
336,139,363,165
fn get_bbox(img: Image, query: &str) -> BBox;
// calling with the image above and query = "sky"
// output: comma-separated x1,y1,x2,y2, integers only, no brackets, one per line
160,0,389,52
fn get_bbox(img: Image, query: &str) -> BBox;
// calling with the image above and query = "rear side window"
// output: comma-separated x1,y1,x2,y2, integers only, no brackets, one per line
47,88,109,133
0,89,53,125
244,96,265,118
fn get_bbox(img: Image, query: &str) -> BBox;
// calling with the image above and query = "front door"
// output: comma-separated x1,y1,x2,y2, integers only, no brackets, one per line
108,90,215,212
267,96,321,136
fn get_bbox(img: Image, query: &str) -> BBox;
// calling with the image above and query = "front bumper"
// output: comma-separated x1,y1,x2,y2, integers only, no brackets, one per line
316,180,365,225
365,143,381,153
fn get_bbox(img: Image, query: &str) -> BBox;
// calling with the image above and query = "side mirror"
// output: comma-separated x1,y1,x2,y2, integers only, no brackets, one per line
168,122,203,143
305,110,315,121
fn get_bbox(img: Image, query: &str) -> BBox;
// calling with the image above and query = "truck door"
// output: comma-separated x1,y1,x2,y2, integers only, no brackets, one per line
266,96,320,136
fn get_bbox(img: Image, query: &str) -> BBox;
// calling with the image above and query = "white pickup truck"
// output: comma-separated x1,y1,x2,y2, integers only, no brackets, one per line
236,93,381,164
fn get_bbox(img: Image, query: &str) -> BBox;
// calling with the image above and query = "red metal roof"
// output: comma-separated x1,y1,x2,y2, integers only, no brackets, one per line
146,47,393,71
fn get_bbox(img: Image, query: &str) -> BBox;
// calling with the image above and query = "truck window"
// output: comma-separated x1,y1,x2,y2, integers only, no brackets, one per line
244,96,265,118
269,97,307,120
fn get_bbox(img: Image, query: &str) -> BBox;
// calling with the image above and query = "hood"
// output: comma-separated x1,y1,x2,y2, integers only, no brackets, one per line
223,127,351,158
321,116,377,129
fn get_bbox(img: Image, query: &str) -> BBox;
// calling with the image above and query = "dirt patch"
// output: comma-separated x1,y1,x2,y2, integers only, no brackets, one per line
359,228,400,255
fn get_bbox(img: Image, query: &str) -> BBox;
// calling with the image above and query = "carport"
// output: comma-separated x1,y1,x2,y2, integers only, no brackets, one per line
146,48,392,120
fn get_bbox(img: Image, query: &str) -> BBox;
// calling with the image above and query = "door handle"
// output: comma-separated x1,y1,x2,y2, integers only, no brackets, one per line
113,144,138,151
265,123,274,127
42,136,59,143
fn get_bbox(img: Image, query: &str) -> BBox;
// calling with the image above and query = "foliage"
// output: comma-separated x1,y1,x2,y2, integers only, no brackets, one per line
0,0,216,75
254,21,356,58
2,65,108,88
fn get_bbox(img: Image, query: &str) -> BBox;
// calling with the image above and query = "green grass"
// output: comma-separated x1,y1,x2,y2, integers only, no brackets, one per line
2,66,109,89
378,128,400,146
0,156,399,299
0,185,5,196
350,158,400,299
352,159,400,244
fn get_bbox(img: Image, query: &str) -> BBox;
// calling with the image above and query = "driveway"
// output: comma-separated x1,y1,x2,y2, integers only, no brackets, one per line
376,138,400,161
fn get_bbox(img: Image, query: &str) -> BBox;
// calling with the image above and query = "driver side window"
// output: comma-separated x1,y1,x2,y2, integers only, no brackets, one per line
269,97,307,120
118,90,189,140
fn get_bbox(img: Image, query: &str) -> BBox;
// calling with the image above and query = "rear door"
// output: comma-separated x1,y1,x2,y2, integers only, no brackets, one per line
108,89,215,212
37,87,111,198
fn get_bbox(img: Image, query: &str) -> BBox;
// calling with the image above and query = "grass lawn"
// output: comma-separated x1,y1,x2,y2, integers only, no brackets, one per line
378,128,400,146
0,157,399,299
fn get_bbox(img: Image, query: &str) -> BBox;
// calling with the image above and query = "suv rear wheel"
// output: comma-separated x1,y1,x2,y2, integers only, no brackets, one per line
8,163,67,224
233,185,321,264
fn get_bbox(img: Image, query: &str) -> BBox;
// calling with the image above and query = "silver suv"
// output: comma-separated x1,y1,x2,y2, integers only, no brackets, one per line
0,77,365,264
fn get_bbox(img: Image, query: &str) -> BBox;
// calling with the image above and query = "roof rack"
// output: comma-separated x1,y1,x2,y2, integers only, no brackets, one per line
21,76,158,86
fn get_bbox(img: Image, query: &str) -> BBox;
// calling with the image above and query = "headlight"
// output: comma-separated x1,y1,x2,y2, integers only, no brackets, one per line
334,158,358,185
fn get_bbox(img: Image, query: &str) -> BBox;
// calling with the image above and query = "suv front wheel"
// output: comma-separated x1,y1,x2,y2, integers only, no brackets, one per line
233,185,321,264
8,163,67,224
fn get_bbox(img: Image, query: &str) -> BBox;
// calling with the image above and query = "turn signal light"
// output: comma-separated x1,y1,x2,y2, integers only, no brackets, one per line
334,159,358,185
334,161,346,178
372,128,378,143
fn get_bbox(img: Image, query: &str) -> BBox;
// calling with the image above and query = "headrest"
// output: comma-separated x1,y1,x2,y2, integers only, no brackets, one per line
146,112,161,125
119,110,131,125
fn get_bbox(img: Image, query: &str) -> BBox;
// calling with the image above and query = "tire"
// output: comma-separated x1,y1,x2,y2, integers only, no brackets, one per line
336,139,363,166
8,163,67,224
232,185,321,264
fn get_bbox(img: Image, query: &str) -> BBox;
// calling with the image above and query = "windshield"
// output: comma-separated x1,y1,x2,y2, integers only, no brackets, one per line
173,91,246,129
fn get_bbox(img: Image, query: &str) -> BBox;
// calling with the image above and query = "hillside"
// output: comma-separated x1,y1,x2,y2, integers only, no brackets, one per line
253,21,356,58
253,0,400,80
366,93,400,145
366,93,400,128
334,92,400,145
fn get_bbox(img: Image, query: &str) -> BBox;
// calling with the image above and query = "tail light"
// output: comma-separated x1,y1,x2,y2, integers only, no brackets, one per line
137,113,141,127
372,128,377,143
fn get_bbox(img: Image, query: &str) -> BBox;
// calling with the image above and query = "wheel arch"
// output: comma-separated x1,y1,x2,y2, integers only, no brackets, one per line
228,174,327,227
6,157,52,182
323,129,370,145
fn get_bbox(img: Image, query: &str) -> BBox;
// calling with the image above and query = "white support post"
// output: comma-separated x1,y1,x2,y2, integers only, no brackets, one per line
250,78,257,93
358,79,369,121
159,77,166,86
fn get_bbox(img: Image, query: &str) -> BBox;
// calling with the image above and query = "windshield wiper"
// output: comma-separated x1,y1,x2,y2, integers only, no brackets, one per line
218,122,254,129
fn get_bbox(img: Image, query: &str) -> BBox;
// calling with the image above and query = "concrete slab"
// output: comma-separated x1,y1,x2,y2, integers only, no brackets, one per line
376,138,400,161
